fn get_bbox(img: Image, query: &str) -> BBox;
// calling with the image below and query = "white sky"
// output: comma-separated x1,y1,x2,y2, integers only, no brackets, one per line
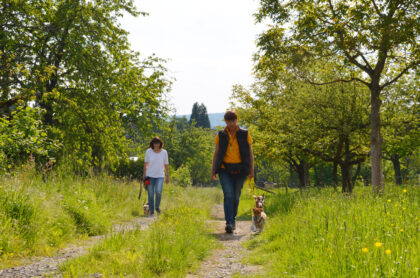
119,0,266,115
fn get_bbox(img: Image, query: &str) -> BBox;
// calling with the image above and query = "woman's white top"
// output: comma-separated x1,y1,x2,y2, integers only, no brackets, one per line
144,148,169,178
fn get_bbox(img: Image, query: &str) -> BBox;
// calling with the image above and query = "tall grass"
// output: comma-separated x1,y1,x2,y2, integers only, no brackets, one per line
243,185,419,277
0,166,184,268
60,186,222,277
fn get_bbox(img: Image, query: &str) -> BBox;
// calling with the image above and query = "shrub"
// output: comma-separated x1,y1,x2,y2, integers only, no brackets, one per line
171,164,192,187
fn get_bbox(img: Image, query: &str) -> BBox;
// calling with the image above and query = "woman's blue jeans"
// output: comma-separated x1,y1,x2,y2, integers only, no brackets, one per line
219,170,247,226
147,177,164,214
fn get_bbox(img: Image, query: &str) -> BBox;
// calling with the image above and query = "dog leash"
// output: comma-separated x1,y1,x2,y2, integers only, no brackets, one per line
245,177,255,217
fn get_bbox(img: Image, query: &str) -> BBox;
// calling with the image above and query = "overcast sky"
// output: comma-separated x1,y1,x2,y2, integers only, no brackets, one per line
119,0,266,115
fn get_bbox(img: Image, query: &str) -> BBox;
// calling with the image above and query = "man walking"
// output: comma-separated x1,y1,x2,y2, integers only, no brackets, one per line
211,110,254,233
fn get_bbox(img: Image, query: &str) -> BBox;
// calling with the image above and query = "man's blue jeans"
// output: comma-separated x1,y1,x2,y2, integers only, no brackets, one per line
219,170,247,226
147,177,164,214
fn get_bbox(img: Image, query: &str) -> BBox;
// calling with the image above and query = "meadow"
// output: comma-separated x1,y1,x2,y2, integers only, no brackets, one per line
0,164,222,273
240,184,419,277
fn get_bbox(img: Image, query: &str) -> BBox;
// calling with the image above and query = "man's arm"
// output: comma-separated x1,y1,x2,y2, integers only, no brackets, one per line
249,145,254,179
211,144,219,181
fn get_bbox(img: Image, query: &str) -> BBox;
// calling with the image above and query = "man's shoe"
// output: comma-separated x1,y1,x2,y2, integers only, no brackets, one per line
225,224,233,234
156,208,161,214
232,222,236,230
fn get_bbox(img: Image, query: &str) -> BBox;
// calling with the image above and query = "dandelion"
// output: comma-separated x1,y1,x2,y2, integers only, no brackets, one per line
386,249,391,255
386,212,390,216
362,248,369,253
387,199,391,203
402,207,406,211
400,229,403,232
403,189,407,193
391,223,395,227
375,242,382,248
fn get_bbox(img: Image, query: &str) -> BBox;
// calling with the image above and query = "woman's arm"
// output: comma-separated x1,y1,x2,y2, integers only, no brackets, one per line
143,162,149,179
164,164,170,184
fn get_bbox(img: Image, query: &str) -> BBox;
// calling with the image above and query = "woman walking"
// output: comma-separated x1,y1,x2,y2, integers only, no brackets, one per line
143,137,169,215
211,110,254,233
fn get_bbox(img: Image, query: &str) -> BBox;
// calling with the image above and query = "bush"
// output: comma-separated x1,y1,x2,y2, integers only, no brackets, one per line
171,164,192,187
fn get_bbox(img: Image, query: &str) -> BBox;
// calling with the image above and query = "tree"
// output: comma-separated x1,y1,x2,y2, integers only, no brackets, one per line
189,102,210,128
162,117,214,185
382,74,420,184
232,62,371,193
1,0,170,170
256,0,420,192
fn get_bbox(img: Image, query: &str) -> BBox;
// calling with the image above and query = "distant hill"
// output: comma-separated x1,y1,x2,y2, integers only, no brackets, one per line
177,113,225,129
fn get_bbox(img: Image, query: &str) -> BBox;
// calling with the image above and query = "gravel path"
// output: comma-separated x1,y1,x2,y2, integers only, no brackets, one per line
0,217,156,278
186,204,263,278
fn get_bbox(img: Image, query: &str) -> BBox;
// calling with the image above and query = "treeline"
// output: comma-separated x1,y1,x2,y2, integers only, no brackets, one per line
0,0,170,173
231,0,419,192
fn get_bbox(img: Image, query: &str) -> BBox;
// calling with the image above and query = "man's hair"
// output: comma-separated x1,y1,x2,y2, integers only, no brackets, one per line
149,137,164,149
224,110,238,121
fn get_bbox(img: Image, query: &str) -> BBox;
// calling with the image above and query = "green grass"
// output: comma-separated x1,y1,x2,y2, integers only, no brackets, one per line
242,185,419,277
60,205,217,277
0,166,222,270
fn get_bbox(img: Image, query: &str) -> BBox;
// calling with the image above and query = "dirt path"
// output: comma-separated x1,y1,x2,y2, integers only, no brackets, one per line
187,204,263,278
0,217,156,278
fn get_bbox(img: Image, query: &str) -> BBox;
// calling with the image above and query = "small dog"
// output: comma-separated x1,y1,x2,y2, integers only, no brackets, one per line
251,195,267,233
143,203,151,216
255,194,265,209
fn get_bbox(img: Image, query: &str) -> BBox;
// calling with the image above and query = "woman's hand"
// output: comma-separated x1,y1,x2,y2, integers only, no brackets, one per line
165,176,170,184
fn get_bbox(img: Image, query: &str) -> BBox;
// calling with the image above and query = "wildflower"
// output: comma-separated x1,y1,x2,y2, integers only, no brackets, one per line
375,242,382,248
386,249,391,255
403,189,407,193
402,207,406,211
387,199,391,203
386,212,390,216
362,248,369,253
400,229,403,232
391,224,395,227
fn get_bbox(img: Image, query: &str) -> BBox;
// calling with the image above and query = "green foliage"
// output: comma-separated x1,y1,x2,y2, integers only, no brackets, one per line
244,185,420,277
163,117,214,185
171,163,192,187
255,0,420,190
0,105,61,167
232,62,371,191
1,0,170,170
113,157,144,181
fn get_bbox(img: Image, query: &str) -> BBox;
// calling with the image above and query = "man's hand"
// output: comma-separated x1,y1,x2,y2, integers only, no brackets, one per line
248,169,254,179
211,173,217,181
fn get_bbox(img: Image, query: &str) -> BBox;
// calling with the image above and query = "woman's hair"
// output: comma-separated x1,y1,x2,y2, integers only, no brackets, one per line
149,137,164,149
224,110,238,121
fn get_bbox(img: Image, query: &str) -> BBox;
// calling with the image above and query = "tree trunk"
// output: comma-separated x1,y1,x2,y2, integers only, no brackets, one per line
390,154,402,185
314,165,320,186
303,161,311,187
352,162,361,186
370,86,384,193
297,164,305,188
332,161,338,191
341,163,352,193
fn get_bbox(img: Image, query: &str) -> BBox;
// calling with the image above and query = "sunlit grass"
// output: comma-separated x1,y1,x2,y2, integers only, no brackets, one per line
0,167,222,270
60,206,216,277
242,185,419,277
